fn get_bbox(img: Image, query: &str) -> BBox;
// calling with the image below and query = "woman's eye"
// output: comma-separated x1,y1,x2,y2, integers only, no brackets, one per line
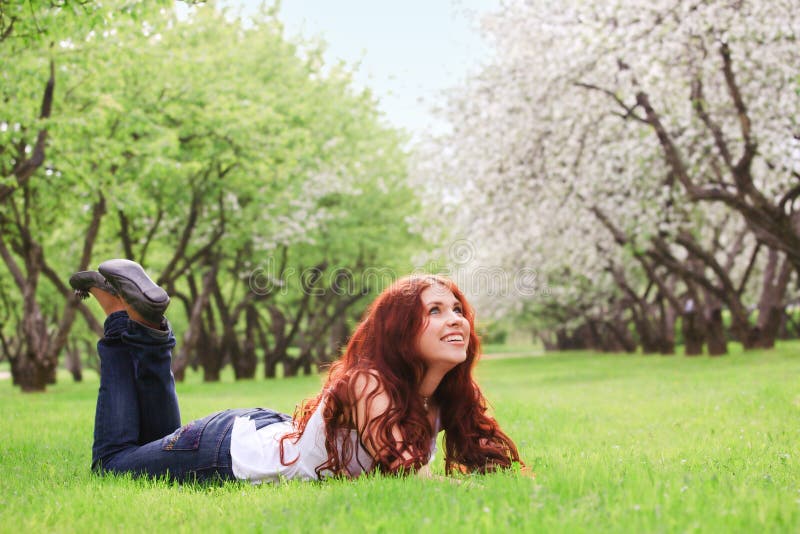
454,307,463,315
429,306,440,315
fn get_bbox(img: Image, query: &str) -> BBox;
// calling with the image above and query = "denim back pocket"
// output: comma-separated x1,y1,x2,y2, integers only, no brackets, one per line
161,412,221,451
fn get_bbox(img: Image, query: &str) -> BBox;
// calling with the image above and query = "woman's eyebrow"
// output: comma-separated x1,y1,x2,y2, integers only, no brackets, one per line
425,300,459,307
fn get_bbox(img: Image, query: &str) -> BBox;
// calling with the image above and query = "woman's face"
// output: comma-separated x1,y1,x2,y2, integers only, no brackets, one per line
416,284,470,370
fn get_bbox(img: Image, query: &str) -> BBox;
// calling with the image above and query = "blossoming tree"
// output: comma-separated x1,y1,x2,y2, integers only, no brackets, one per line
420,0,799,353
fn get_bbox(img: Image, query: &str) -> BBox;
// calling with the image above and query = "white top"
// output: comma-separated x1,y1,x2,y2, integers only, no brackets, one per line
230,399,438,483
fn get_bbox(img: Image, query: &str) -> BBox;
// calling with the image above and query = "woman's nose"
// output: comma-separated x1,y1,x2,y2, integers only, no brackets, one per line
446,312,462,325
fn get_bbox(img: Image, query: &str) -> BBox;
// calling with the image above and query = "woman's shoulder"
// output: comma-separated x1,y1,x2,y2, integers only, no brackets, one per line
349,368,393,409
336,365,390,397
350,366,383,388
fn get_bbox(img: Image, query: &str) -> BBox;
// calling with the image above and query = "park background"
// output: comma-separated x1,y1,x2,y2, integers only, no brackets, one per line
1,0,798,532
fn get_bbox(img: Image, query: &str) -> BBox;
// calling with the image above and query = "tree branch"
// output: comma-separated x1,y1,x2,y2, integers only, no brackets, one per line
138,207,163,264
575,81,648,123
779,183,800,215
736,241,761,297
719,42,757,177
117,209,135,260
690,76,733,169
647,238,725,300
1,59,55,202
1,16,16,41
78,192,106,270
635,90,698,196
158,183,204,284
39,261,103,336
674,230,738,298
0,231,26,291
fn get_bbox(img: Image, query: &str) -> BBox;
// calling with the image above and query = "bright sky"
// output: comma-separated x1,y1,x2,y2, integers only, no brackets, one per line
244,1,498,139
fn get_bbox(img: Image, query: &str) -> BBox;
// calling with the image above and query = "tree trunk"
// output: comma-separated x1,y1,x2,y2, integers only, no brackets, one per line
658,296,676,355
176,267,217,380
253,316,277,379
264,352,281,378
200,327,223,382
584,318,602,351
555,328,569,350
14,352,49,392
778,309,795,340
605,316,637,353
634,315,658,354
540,332,558,351
0,61,63,392
10,250,57,391
327,312,349,362
203,359,221,382
265,299,308,378
594,322,618,352
265,307,288,378
754,250,792,349
681,306,705,356
281,350,313,377
4,291,59,391
195,314,223,383
65,340,83,382
232,305,258,380
730,314,760,349
556,325,589,350
705,305,728,356
283,355,300,377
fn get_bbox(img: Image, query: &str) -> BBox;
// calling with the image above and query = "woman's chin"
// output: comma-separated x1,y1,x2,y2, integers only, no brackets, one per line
443,350,469,366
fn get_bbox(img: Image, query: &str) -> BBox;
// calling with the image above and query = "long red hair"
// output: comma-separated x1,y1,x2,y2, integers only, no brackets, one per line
281,274,521,477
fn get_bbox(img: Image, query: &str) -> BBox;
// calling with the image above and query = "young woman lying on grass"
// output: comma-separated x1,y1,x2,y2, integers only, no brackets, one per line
70,259,522,483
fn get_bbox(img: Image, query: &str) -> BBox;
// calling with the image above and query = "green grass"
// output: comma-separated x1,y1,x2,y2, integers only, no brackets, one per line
1,342,799,533
482,342,542,355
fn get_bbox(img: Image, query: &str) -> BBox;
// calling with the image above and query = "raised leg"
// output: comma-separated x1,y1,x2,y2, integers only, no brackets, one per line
124,316,181,444
90,311,272,482
92,311,143,468
92,311,181,469
82,261,238,481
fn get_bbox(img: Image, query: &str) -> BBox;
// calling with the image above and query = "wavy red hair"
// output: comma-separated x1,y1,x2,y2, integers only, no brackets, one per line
281,274,521,477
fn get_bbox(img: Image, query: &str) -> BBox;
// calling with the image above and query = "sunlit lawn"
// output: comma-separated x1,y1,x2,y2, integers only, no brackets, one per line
1,342,798,533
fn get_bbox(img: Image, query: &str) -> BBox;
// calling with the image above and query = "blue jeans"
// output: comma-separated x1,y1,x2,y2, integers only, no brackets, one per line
92,311,290,483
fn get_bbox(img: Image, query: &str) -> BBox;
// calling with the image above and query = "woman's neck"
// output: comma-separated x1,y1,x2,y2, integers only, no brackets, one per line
418,365,451,398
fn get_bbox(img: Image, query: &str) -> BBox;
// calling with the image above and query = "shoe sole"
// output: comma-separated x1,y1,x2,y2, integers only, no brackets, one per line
98,260,169,319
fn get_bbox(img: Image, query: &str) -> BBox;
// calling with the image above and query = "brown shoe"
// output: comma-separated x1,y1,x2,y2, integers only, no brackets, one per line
98,259,169,325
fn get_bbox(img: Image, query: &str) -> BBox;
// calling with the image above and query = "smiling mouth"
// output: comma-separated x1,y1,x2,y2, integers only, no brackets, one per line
442,335,464,343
